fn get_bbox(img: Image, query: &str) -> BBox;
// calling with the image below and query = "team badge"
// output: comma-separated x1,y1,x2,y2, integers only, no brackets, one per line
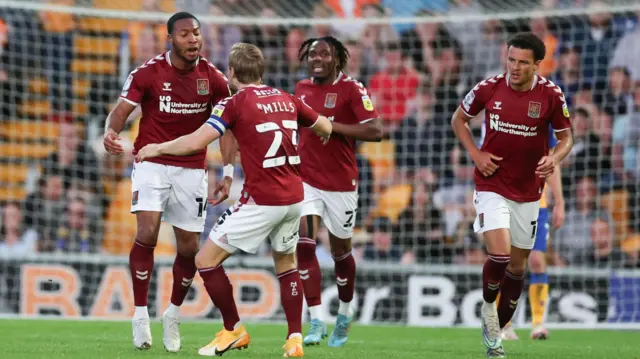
132,190,139,206
362,95,374,111
197,79,209,95
324,93,337,108
528,101,541,118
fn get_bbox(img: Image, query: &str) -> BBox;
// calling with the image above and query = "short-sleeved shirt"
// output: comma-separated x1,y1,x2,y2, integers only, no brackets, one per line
295,72,379,192
461,73,571,202
206,85,319,205
120,51,230,169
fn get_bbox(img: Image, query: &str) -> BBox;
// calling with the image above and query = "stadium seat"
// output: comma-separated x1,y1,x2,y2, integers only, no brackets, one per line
39,0,76,33
93,0,143,10
78,17,130,34
28,78,49,95
0,143,55,159
72,78,92,98
369,184,412,223
600,189,630,241
0,186,28,202
73,36,120,57
18,100,52,118
71,59,117,75
358,140,396,183
621,234,640,256
0,121,60,141
0,164,30,183
72,101,90,116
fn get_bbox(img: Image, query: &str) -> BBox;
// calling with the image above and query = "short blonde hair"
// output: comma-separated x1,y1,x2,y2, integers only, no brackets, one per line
228,43,264,84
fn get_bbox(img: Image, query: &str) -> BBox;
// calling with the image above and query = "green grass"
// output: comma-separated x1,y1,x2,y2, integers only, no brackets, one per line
1,319,639,359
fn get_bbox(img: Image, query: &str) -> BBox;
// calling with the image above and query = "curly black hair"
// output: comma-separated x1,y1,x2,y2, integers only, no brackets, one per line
297,36,350,72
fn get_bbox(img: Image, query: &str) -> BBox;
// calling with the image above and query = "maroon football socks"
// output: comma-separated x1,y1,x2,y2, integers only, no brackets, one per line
498,270,525,328
199,265,240,331
129,240,156,307
333,251,356,303
170,253,197,307
482,254,510,303
296,238,323,307
278,269,304,338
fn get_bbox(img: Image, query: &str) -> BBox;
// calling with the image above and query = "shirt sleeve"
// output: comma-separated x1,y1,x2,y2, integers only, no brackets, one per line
460,80,493,117
550,90,571,132
206,97,234,135
119,68,148,106
291,94,319,128
348,81,379,123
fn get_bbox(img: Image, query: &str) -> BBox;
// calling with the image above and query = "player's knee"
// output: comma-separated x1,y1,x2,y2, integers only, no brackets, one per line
506,259,527,275
329,238,352,258
175,236,199,258
273,251,297,273
194,250,213,269
528,251,546,273
135,223,159,246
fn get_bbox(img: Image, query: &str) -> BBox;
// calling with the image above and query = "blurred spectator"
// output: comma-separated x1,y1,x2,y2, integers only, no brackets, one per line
612,82,640,181
128,0,166,68
609,11,640,82
24,173,66,250
0,202,38,257
470,19,505,81
382,0,448,34
433,146,474,239
359,4,399,68
395,179,445,262
529,14,558,77
325,0,381,37
559,1,624,91
392,80,450,175
266,27,306,93
561,107,608,200
368,42,419,126
175,0,210,14
433,44,467,119
344,39,371,86
243,7,288,73
600,67,632,117
306,2,338,39
356,154,374,228
202,5,242,70
584,218,628,268
553,176,614,266
551,45,582,106
400,10,454,76
53,197,98,253
484,42,508,79
444,0,484,75
363,216,412,263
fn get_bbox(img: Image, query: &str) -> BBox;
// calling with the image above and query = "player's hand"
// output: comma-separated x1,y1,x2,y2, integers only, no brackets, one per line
103,129,124,155
209,176,232,206
471,151,502,177
535,156,556,178
552,201,565,230
135,144,161,162
319,134,330,145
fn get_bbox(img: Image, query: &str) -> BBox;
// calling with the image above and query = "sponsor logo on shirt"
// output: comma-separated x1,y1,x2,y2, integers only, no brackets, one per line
362,95,374,111
562,103,570,118
159,96,208,114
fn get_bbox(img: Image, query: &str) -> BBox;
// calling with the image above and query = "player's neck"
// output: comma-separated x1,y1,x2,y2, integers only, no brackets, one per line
509,77,535,92
313,71,339,86
235,81,262,91
169,51,197,71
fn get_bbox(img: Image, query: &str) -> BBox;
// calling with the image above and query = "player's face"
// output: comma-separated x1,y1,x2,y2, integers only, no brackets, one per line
170,18,202,64
506,46,540,87
307,40,336,80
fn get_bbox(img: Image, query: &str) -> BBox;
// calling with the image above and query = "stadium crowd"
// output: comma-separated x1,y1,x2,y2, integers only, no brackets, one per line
0,0,639,268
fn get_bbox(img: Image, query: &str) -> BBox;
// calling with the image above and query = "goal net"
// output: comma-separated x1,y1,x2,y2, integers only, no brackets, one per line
0,0,639,328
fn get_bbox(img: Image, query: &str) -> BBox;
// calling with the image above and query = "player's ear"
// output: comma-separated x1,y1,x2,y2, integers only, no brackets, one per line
167,33,173,47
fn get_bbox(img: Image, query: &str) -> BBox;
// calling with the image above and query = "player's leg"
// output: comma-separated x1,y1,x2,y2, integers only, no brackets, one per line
473,191,511,356
323,190,358,348
129,162,171,349
270,202,305,357
297,183,328,345
161,166,208,352
528,208,550,339
496,199,540,333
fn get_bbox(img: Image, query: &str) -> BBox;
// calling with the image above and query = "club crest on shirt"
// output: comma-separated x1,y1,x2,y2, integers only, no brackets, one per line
324,93,337,108
132,190,139,206
528,101,541,118
197,79,209,95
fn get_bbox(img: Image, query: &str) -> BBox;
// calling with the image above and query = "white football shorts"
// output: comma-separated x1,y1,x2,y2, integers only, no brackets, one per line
209,197,302,255
300,182,358,239
130,161,208,233
473,191,541,250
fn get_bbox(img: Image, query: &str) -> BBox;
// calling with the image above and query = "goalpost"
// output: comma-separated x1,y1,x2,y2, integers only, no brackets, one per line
0,0,639,329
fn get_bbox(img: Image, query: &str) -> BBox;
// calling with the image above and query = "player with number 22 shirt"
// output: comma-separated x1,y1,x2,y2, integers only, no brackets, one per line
294,36,382,347
136,43,333,358
450,32,573,358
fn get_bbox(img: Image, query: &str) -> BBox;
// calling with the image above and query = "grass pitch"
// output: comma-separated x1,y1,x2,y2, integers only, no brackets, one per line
1,319,638,358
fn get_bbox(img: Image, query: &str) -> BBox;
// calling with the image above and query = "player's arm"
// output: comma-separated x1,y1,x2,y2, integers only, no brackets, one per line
536,96,574,178
451,107,502,177
136,124,220,162
103,99,137,155
331,118,383,142
311,116,333,140
292,94,332,142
